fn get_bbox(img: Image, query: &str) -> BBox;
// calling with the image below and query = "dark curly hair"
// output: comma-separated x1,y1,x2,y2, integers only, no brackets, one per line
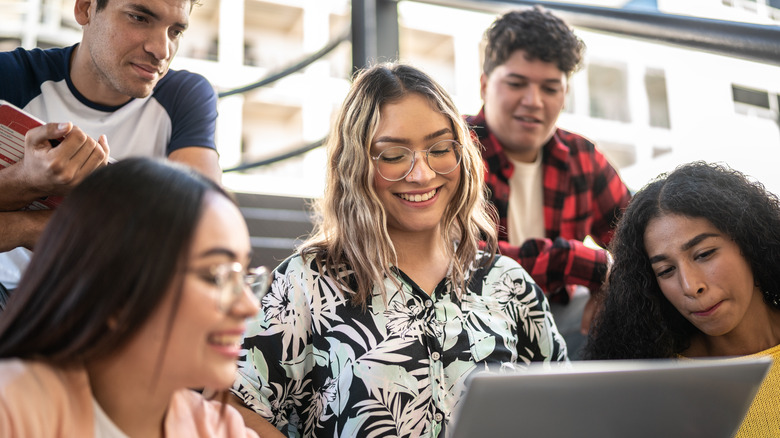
482,6,585,76
584,161,780,360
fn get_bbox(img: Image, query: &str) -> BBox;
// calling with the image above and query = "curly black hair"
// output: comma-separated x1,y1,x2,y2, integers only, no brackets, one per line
482,6,585,76
584,161,780,360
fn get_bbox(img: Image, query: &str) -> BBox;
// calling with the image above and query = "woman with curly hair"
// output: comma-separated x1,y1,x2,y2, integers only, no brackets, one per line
585,161,780,436
229,63,568,438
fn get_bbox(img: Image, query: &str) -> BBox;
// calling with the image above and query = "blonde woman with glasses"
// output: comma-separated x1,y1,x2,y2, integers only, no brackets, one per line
0,158,268,437
230,63,567,438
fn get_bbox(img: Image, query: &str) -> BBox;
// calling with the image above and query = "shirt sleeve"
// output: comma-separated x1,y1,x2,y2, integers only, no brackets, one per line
0,361,49,437
153,70,218,154
586,147,632,247
0,360,93,437
497,237,609,299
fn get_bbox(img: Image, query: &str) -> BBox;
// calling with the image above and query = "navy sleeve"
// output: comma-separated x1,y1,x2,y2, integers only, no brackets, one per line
0,47,70,108
153,70,218,154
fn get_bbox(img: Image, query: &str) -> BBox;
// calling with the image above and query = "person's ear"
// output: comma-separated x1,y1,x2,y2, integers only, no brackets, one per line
480,73,489,101
74,0,94,26
561,77,571,111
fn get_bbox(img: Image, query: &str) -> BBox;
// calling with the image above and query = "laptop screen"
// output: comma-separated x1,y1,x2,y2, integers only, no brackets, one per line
450,357,771,438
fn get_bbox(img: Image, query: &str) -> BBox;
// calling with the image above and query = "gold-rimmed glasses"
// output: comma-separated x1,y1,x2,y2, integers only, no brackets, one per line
193,262,271,312
371,139,462,181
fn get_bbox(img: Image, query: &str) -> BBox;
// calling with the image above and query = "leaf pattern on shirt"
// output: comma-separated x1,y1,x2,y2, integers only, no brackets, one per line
233,253,567,437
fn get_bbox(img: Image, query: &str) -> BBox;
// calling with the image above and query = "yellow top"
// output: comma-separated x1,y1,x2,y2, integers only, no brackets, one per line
733,344,780,437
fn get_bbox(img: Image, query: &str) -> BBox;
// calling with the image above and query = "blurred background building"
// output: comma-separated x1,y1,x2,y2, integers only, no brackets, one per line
3,0,780,265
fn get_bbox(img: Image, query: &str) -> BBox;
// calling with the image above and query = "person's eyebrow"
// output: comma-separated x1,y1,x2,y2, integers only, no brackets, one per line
194,248,238,260
648,253,667,265
374,128,453,145
128,3,189,29
424,128,453,141
648,232,720,264
506,73,562,85
681,232,720,251
128,3,158,19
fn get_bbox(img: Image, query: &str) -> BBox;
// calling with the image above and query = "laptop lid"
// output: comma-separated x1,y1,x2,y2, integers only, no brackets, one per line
450,357,771,438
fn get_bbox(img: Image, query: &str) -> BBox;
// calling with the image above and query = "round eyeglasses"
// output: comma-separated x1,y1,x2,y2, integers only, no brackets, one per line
195,262,271,312
371,140,462,181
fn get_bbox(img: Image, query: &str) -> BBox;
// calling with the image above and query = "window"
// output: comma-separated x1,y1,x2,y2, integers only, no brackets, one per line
598,141,636,168
587,63,630,122
732,84,780,123
652,144,673,159
733,85,770,109
645,68,671,129
723,0,780,19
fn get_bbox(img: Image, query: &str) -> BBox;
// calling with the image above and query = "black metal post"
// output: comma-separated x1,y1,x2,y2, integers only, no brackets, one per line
351,0,400,72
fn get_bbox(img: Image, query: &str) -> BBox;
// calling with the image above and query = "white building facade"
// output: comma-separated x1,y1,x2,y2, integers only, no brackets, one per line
3,0,780,195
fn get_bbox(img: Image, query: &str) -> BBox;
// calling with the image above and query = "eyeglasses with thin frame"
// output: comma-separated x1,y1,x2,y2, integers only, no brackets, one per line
193,262,271,312
371,139,462,181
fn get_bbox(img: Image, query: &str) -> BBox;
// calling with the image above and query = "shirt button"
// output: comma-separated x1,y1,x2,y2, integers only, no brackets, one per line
431,351,441,361
425,300,433,308
434,413,444,422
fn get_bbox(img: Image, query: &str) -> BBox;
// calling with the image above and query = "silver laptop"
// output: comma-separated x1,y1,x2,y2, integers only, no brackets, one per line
450,357,771,438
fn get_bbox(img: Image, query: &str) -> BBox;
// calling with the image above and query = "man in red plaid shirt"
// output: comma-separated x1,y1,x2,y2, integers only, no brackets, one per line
467,7,631,356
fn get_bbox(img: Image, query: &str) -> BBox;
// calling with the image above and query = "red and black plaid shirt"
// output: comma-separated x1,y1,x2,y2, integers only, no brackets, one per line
468,108,631,300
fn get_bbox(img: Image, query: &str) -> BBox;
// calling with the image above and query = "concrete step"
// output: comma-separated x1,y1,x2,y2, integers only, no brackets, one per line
232,192,316,270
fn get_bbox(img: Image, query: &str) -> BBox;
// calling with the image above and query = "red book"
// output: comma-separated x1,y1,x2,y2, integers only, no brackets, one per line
0,100,64,210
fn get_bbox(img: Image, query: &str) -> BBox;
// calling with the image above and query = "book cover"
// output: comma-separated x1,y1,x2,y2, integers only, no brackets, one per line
0,100,64,210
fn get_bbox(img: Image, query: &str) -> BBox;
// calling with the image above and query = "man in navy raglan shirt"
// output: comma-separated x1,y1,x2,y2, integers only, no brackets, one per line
0,0,221,307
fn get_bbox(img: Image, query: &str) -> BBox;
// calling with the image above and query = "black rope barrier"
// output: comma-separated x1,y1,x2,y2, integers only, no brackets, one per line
218,28,351,99
219,28,349,172
223,138,326,173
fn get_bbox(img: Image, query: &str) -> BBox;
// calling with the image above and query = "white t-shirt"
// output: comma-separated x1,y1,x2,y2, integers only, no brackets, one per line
92,397,130,438
507,153,545,246
0,45,217,289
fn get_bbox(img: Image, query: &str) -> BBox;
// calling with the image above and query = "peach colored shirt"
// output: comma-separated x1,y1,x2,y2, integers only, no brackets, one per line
0,359,259,438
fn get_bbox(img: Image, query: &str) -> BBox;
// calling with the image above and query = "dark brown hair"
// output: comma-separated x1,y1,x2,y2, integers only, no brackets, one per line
483,6,585,76
0,158,230,365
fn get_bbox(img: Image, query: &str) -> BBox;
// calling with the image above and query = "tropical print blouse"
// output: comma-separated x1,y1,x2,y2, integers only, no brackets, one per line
232,252,568,437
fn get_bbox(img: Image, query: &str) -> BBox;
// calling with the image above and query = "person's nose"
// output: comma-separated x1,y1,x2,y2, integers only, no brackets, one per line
145,28,172,62
679,264,706,297
520,85,542,108
404,150,436,182
231,283,261,318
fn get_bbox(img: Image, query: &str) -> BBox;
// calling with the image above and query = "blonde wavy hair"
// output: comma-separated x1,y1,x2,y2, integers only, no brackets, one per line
300,63,498,307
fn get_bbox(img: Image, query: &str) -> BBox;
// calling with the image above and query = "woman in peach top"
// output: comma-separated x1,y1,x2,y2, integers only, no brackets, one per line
0,158,268,438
